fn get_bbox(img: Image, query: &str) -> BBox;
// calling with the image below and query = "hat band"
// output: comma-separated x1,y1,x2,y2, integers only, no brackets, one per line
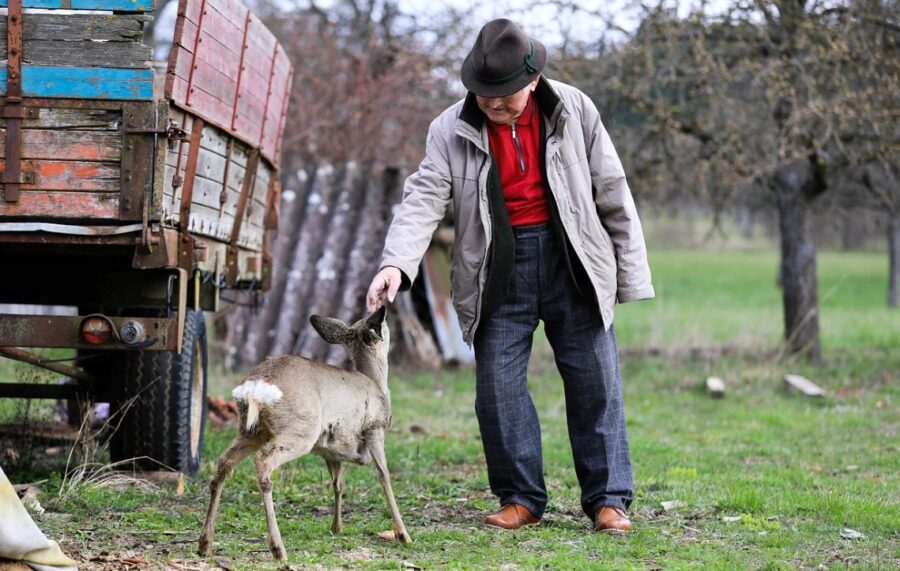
471,42,538,85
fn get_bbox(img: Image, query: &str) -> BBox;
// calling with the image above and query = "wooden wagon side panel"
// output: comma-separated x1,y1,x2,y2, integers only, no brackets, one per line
166,0,293,166
163,108,264,252
0,104,123,219
0,11,153,101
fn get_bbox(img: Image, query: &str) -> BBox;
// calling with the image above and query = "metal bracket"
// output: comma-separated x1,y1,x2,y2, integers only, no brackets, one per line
3,0,25,203
124,119,190,150
2,106,39,120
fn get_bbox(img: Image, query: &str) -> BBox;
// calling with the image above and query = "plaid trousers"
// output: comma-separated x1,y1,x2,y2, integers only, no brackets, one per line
473,223,634,519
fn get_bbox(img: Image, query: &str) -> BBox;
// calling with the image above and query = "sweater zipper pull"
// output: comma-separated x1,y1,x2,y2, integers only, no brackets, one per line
511,124,526,174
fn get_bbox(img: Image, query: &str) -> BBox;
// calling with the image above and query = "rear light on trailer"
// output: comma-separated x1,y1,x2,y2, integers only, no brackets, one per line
81,316,111,345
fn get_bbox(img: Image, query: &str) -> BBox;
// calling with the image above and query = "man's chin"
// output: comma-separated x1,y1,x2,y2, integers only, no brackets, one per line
486,112,511,124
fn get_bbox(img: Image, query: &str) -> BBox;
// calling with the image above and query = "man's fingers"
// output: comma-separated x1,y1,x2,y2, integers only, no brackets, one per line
387,275,400,302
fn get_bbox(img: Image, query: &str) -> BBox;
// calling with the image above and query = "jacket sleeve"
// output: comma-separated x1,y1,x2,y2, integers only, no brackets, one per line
379,117,453,290
581,92,655,303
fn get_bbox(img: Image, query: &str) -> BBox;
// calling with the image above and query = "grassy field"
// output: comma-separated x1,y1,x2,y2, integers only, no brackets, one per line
2,249,898,570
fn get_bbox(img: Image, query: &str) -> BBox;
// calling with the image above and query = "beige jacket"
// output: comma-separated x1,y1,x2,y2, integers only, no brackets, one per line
380,78,654,343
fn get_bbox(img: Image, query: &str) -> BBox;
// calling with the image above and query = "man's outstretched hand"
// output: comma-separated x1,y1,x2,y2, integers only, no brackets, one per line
367,267,402,313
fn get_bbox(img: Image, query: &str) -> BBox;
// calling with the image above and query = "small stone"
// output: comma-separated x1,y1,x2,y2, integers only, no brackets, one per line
661,500,685,512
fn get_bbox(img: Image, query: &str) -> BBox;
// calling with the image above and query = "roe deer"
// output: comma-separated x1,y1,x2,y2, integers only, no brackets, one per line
198,307,410,560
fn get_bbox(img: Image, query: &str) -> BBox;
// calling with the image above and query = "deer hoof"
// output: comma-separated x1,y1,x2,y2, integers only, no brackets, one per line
270,544,287,561
398,530,412,545
197,537,212,556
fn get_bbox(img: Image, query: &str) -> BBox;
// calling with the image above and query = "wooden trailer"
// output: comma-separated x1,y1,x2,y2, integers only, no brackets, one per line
0,0,293,474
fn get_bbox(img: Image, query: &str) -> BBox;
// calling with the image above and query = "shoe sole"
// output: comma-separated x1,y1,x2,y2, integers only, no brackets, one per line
484,521,540,530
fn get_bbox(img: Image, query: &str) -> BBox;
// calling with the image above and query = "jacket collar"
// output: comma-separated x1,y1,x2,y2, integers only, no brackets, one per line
455,76,566,149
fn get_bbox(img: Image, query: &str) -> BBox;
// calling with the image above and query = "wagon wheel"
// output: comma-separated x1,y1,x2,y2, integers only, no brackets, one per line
109,310,208,475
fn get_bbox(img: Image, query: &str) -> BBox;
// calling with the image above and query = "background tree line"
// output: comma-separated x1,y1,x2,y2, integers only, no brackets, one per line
220,0,898,368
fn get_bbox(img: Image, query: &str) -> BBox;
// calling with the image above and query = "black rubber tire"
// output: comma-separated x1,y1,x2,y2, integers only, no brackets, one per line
109,310,208,475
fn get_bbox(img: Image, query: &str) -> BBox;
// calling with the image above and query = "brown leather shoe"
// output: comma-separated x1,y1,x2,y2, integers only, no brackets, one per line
484,504,540,529
594,506,632,533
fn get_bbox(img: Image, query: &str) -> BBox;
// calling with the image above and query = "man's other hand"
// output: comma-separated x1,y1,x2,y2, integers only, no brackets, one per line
366,267,402,313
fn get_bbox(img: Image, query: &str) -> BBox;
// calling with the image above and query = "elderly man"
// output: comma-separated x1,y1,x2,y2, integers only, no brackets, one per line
366,19,653,533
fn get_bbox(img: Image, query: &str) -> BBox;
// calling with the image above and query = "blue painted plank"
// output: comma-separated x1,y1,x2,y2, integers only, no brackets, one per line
0,65,153,100
0,0,152,11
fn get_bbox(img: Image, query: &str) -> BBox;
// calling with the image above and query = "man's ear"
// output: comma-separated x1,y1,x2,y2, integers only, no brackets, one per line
310,315,352,345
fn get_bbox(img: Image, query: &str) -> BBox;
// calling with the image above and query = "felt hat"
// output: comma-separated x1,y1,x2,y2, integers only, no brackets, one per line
461,19,547,97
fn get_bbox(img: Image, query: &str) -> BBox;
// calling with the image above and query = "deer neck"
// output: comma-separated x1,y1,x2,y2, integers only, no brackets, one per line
353,356,389,396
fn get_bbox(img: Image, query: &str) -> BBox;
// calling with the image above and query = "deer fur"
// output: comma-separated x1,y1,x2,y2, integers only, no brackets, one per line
198,306,410,561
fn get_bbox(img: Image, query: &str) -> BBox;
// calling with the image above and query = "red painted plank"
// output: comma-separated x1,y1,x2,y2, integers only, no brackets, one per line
168,45,193,83
262,50,291,161
0,130,121,161
197,0,245,59
0,160,119,192
183,83,234,131
245,15,275,61
169,73,189,103
190,53,238,109
174,17,199,52
0,190,119,218
178,0,203,25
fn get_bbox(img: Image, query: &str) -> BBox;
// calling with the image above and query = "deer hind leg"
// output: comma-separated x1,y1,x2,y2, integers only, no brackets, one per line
366,428,411,544
199,435,265,556
326,459,345,534
254,434,317,560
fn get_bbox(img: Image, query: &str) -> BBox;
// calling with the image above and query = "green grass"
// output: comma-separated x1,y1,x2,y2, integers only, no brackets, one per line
615,250,898,351
4,248,899,569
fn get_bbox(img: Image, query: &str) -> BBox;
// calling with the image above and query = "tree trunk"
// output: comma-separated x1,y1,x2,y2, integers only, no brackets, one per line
888,210,900,308
269,164,347,356
773,162,822,362
294,163,369,360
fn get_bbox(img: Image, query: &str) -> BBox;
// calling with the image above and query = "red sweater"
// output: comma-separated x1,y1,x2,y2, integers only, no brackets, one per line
486,95,551,226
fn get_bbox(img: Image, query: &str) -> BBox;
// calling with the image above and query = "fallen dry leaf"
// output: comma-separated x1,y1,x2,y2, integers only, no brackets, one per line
378,530,396,541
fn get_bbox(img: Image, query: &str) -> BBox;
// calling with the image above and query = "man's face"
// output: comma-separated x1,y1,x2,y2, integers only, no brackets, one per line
475,78,539,125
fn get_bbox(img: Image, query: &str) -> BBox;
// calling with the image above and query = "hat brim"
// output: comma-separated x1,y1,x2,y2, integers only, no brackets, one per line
460,39,547,98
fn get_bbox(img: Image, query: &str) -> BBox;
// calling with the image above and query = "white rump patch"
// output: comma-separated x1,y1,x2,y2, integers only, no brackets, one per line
232,379,283,404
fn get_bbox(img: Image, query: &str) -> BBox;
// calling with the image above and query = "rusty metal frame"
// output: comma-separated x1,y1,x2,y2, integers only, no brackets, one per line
257,43,280,143
178,116,204,233
0,314,181,351
274,68,293,161
120,102,158,221
231,11,253,132
0,347,97,383
225,148,260,283
3,0,26,203
218,138,234,216
185,0,209,109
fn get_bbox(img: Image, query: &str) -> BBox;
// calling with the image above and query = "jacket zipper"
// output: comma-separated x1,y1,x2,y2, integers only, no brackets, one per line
467,154,491,342
510,124,526,174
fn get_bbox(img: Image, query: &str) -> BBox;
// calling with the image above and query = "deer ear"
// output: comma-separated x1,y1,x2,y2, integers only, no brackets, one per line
364,306,386,340
309,315,352,345
365,305,386,328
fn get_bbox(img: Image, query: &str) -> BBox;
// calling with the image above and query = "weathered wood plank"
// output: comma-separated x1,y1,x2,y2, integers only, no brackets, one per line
189,49,239,109
260,48,291,158
6,41,153,70
0,0,152,10
0,130,121,161
188,202,235,241
0,191,119,219
205,0,249,58
0,13,149,43
0,159,119,192
0,66,153,100
168,0,291,161
1,107,120,130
